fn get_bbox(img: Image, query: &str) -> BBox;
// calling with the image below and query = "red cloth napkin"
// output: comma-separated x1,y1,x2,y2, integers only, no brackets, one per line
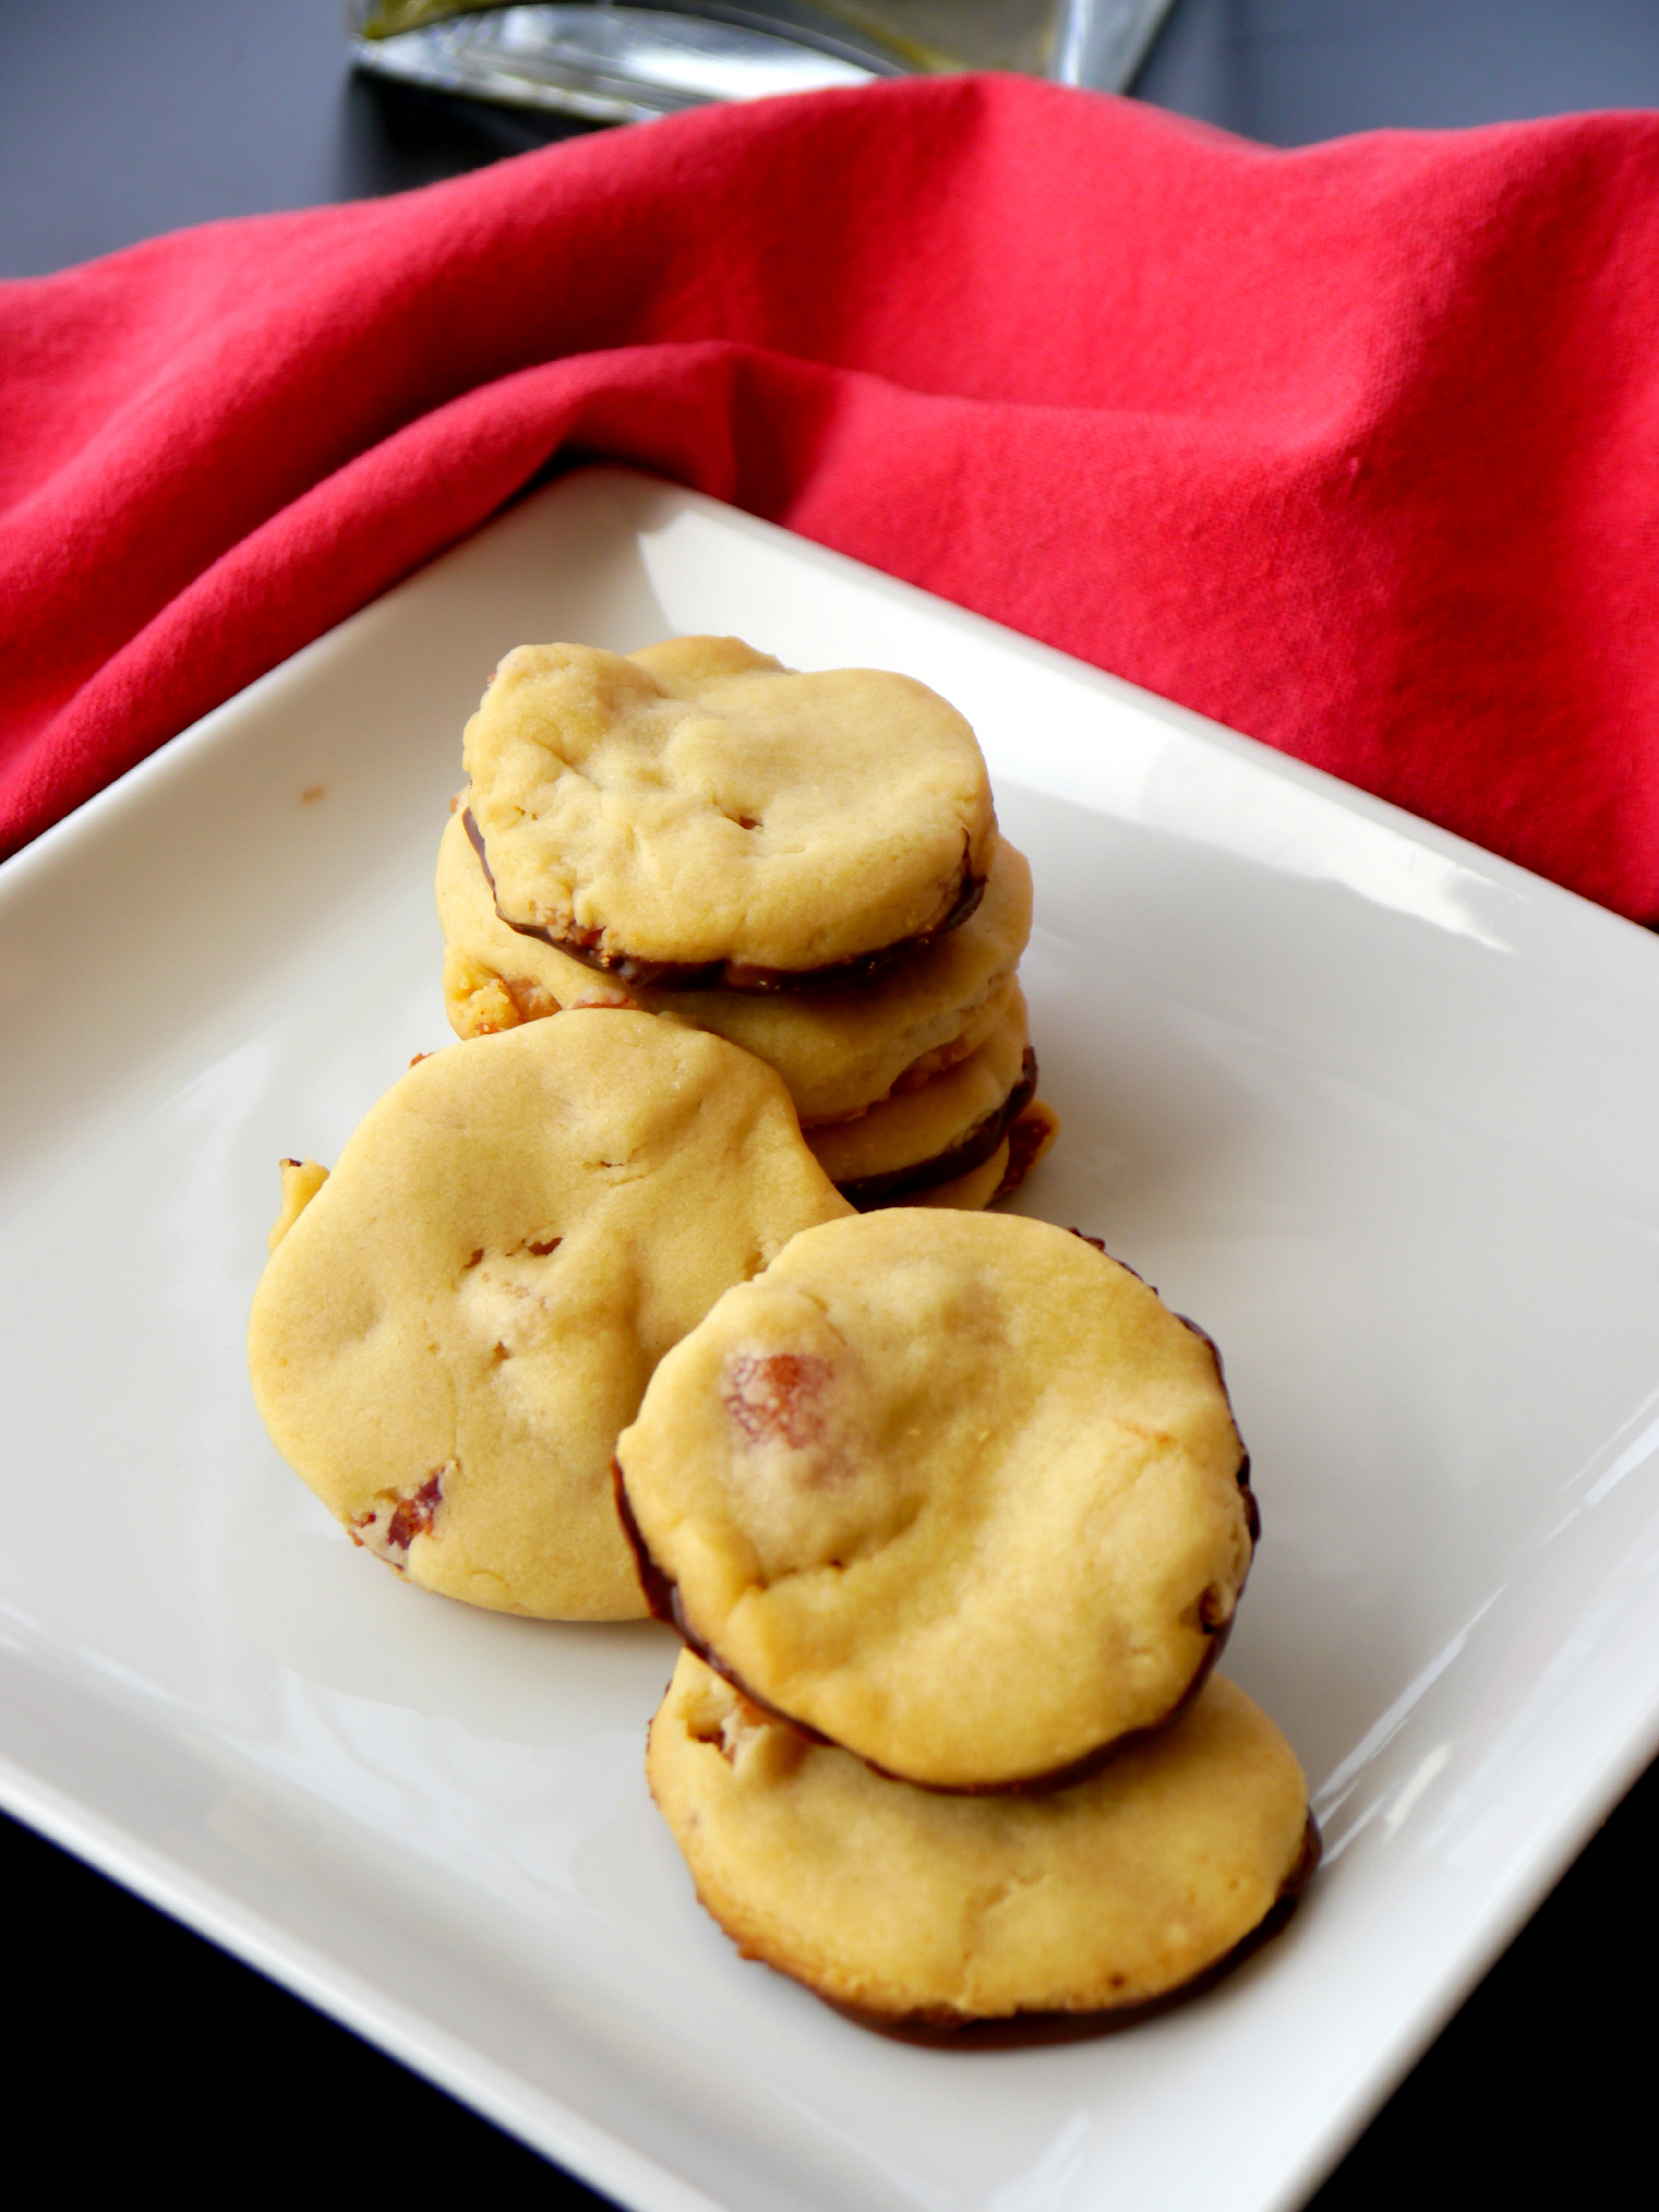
4,76,1658,918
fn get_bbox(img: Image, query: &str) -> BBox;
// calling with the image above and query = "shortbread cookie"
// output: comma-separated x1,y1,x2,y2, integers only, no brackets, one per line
648,1652,1315,2030
805,988,1034,1207
437,808,1034,1125
462,637,996,987
249,1010,851,1620
617,1211,1256,1789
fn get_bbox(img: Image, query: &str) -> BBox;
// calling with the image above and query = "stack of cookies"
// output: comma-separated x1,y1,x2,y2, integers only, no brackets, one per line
248,631,1319,2036
616,1210,1318,2035
436,637,1057,1212
250,636,1055,1623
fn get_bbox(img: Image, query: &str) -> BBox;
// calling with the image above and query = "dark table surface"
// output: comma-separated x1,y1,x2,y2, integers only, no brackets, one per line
6,2,1658,2204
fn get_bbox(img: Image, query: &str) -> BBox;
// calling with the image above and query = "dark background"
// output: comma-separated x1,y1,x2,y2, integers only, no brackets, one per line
9,0,1659,276
6,2,1659,2203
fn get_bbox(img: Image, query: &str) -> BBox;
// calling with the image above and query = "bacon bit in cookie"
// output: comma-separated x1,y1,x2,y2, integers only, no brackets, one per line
525,1236,562,1256
409,1051,432,1068
388,1471,444,1551
349,1463,451,1566
463,1248,485,1270
723,1352,831,1449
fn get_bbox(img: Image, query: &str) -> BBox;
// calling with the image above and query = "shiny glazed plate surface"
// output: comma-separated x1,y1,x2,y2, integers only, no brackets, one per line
4,469,1659,2212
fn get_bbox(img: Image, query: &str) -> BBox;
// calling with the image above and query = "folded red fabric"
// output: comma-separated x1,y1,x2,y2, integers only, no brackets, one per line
4,76,1658,917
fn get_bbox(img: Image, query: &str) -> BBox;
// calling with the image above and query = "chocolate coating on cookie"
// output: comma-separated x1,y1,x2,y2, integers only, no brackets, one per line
437,807,1034,1127
617,1453,1236,1797
801,989,1034,1206
646,1652,1314,2029
467,808,986,993
833,1049,1037,1210
617,1211,1258,1790
461,638,996,983
827,1813,1322,2044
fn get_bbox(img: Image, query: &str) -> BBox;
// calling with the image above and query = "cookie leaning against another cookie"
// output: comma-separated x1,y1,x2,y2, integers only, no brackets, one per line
617,1210,1257,1790
463,637,996,988
648,1651,1316,2032
248,1010,852,1620
437,806,1034,1126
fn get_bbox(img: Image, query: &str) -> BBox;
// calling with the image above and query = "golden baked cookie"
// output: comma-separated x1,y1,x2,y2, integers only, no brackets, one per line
617,1211,1257,1788
804,987,1034,1207
462,637,996,987
647,1652,1315,2031
248,1010,851,1620
436,807,1033,1126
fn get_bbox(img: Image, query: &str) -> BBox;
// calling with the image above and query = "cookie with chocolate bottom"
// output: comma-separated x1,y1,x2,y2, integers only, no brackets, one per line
617,1210,1256,1789
248,1010,851,1620
804,988,1034,1207
898,1098,1061,1212
647,1652,1315,2031
904,1142,1009,1210
436,807,1033,1126
462,637,996,987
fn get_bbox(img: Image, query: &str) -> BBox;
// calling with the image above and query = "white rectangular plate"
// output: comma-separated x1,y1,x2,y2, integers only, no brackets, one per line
6,469,1659,2212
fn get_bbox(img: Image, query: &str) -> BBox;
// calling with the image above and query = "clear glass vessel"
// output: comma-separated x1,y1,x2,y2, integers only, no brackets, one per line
349,0,1178,126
